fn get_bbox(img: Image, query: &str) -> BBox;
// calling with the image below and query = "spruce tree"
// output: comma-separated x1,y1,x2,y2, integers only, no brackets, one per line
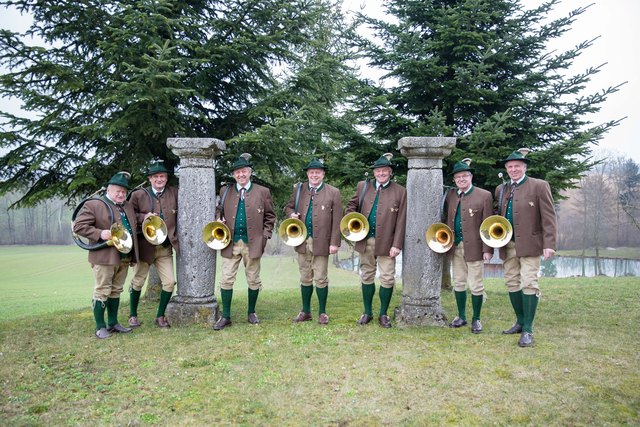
0,0,345,205
356,0,623,194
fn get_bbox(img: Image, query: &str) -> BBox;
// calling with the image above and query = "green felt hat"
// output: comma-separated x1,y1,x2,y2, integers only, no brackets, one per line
145,160,170,176
372,152,394,169
107,171,131,189
501,148,531,165
303,158,327,170
232,153,253,171
451,158,474,175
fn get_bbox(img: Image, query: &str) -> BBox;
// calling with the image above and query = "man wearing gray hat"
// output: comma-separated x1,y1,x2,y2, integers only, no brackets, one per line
444,158,493,334
73,171,139,339
345,153,407,328
213,153,276,330
127,160,179,329
496,148,557,347
284,159,343,325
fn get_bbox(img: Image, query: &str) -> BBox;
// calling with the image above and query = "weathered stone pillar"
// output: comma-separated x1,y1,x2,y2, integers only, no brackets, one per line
165,137,226,326
395,136,455,326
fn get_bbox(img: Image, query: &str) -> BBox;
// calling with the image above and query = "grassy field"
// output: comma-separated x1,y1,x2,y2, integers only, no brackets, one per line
1,245,639,426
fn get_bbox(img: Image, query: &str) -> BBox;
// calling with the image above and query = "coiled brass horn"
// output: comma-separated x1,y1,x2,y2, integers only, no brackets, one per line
278,218,308,247
142,215,168,245
479,215,513,248
202,221,231,250
340,212,370,242
72,192,132,252
426,222,454,253
108,223,134,254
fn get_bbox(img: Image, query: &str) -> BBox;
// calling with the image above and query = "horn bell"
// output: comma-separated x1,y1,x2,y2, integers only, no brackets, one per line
108,223,134,254
479,215,513,248
426,222,454,253
278,218,308,247
340,212,370,242
203,221,231,250
142,215,168,245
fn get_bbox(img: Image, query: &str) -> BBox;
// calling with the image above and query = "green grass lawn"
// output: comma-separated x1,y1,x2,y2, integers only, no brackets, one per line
1,245,639,425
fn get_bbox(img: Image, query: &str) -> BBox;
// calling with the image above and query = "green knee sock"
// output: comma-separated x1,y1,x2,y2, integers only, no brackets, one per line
129,289,141,317
471,294,483,321
454,290,467,320
361,283,375,316
106,297,120,327
248,288,259,314
508,290,524,325
522,293,539,333
301,285,313,313
157,290,172,318
379,286,393,316
93,300,107,330
316,286,328,315
221,289,233,319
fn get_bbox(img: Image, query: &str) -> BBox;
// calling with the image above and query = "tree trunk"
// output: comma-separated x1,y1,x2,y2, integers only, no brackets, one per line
441,256,452,291
144,264,162,302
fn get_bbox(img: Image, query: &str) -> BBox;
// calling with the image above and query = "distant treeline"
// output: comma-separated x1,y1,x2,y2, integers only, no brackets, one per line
0,193,74,245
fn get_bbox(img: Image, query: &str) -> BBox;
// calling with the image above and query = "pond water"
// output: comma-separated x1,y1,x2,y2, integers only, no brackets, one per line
339,255,640,278
540,256,640,278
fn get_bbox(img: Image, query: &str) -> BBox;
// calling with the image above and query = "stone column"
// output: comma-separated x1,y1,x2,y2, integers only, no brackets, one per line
165,137,226,326
395,136,455,326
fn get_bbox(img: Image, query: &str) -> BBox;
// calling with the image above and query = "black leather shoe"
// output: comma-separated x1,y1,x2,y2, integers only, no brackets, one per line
449,317,467,328
213,317,232,331
502,323,523,334
471,320,483,334
108,323,133,333
357,313,373,325
378,315,392,328
248,312,260,325
518,332,534,347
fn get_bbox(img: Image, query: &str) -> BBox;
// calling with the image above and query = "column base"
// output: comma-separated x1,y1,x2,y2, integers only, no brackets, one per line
394,302,448,327
165,295,218,327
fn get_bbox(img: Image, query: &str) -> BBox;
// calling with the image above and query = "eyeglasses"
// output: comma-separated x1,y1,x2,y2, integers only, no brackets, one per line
453,174,471,181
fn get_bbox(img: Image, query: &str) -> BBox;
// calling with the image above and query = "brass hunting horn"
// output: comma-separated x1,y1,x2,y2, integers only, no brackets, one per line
426,185,455,253
279,182,308,247
203,183,232,250
128,183,169,246
341,172,370,242
71,187,134,254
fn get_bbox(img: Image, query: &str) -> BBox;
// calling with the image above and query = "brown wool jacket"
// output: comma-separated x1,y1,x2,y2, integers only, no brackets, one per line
494,176,558,260
216,182,276,259
129,186,179,264
345,180,407,256
73,198,139,265
444,186,493,262
284,182,343,256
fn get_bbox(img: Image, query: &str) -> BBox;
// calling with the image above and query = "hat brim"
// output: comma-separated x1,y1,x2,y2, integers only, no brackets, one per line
450,167,474,176
498,158,530,167
232,164,252,171
146,169,169,176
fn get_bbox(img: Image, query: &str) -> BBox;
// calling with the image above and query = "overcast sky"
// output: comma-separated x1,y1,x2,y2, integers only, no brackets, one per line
2,0,639,163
